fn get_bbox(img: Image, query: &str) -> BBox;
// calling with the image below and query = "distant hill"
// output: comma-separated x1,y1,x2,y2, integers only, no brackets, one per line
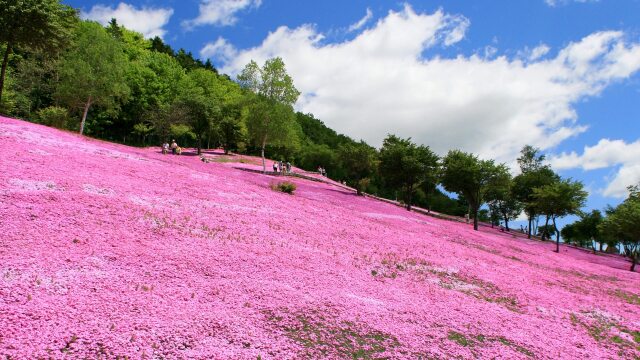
1,116,638,359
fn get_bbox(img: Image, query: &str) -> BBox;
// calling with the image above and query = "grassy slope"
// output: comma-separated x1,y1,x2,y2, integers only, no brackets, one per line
1,116,639,359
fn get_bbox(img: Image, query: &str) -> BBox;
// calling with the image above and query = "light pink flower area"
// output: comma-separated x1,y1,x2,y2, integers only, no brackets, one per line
1,116,639,360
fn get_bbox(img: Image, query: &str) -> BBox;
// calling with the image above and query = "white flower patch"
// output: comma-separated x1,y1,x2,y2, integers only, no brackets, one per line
345,293,385,306
364,212,411,222
441,278,479,292
28,149,52,156
128,195,153,207
9,178,58,191
83,184,115,196
92,149,145,162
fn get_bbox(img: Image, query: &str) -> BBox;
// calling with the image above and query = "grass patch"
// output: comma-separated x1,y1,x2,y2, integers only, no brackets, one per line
265,308,400,359
570,311,640,356
446,331,534,357
611,289,640,305
369,254,521,312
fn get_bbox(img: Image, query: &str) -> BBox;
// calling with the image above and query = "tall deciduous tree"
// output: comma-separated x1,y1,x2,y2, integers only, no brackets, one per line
441,150,502,231
55,21,130,134
532,178,587,253
237,58,300,172
338,141,378,195
379,135,439,211
0,0,76,105
561,210,604,252
599,185,640,271
485,167,523,231
513,145,559,238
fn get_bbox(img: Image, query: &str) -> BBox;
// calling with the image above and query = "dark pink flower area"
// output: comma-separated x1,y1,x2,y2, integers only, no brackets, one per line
0,116,638,359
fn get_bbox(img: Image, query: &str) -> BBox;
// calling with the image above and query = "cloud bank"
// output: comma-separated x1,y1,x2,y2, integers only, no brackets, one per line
203,4,640,193
551,139,640,198
82,2,173,38
183,0,261,29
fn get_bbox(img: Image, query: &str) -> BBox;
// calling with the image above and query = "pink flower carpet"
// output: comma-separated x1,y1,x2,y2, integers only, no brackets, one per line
0,116,638,359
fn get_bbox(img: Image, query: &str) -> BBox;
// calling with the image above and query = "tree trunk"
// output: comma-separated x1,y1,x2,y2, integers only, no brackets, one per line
261,135,267,173
539,215,549,240
197,136,202,155
528,216,532,239
0,42,12,105
79,96,92,135
553,216,560,253
0,42,13,106
405,184,412,211
473,205,479,231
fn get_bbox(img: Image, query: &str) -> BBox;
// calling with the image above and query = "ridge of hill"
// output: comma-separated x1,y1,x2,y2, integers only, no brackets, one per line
1,116,639,359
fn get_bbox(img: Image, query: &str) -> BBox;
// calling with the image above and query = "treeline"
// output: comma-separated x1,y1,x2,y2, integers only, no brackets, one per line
1,1,637,270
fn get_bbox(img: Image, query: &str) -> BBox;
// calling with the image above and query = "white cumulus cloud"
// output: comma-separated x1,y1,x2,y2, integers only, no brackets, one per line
183,0,261,28
348,8,373,33
550,139,640,197
210,4,640,170
200,37,238,62
81,2,173,38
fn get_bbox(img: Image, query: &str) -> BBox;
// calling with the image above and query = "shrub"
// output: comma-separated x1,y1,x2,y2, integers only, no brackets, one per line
271,181,296,194
356,177,370,195
36,106,69,129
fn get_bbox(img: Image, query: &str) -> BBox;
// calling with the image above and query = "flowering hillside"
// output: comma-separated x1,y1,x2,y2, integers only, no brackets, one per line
1,116,639,359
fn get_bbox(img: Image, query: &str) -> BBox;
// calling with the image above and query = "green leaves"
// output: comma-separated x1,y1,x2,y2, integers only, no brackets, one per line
238,58,300,171
56,21,130,110
441,150,504,230
379,135,439,210
599,185,640,270
238,57,300,107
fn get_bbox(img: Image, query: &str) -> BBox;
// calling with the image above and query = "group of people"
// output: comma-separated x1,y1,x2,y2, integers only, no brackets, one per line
162,140,181,155
317,166,327,177
273,161,292,174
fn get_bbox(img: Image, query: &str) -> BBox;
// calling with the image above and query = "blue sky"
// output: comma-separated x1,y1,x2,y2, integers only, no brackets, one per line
66,0,640,216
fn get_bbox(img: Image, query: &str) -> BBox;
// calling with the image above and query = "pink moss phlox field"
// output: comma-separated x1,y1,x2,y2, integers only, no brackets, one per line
1,116,639,359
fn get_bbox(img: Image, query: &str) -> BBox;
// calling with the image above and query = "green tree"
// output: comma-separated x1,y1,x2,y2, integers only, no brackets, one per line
55,21,130,134
485,167,523,231
218,104,246,154
379,135,439,211
238,57,300,172
532,179,588,253
561,210,604,251
176,69,230,154
0,0,76,105
441,150,502,230
599,185,640,271
338,141,378,195
512,145,559,239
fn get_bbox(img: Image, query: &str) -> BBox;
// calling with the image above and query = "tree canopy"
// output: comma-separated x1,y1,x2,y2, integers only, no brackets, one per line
0,0,76,105
238,58,300,172
55,21,130,134
379,135,439,211
441,150,503,230
532,178,587,252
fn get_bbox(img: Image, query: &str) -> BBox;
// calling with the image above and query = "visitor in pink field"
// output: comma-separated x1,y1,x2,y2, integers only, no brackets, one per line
273,162,278,172
162,142,169,155
170,140,178,155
